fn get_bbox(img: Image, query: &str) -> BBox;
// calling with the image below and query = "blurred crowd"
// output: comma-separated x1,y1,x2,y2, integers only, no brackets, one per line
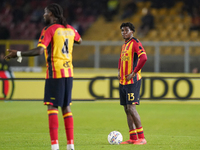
0,0,200,40
0,0,109,40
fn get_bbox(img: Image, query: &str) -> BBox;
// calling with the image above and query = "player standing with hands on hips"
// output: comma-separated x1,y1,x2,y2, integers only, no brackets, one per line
118,22,147,145
5,3,82,150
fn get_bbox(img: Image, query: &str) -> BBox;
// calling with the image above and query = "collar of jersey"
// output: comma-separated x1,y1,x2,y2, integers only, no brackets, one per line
125,37,133,44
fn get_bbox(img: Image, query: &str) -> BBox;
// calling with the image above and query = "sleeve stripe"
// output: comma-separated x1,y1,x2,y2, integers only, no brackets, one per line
138,52,146,57
37,43,47,49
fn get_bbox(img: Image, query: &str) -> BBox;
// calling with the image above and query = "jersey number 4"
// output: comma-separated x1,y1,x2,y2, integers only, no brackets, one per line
62,38,69,58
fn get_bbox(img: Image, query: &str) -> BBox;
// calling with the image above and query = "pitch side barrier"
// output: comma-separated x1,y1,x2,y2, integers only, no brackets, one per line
0,75,200,101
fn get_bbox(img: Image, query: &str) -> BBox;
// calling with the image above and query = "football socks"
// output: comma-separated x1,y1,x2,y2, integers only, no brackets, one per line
63,112,74,145
129,129,138,140
136,126,145,139
48,109,59,146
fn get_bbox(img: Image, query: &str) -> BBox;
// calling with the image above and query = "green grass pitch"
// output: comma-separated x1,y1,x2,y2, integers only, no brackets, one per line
0,100,200,150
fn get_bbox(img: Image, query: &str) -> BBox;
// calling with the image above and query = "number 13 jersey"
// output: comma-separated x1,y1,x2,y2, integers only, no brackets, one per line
37,24,81,79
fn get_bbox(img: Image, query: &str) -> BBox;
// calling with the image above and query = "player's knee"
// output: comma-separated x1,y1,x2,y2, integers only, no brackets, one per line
125,105,136,113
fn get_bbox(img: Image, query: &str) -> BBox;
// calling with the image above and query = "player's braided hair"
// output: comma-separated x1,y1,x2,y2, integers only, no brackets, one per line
120,22,135,32
47,3,67,27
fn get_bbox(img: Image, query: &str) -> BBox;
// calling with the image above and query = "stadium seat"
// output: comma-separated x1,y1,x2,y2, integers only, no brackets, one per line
190,47,200,56
163,16,173,24
173,46,184,55
160,47,173,55
168,9,178,16
143,46,154,55
190,31,199,41
169,31,180,41
113,46,121,55
159,30,170,41
175,23,185,31
165,24,175,31
158,8,168,16
183,16,191,25
173,16,182,23
101,46,112,55
179,31,189,41
174,1,184,9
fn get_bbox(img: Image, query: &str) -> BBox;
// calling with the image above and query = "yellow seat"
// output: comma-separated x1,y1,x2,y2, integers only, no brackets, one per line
163,16,173,24
113,46,121,55
147,30,158,38
183,16,191,25
160,47,173,55
168,8,178,16
101,46,112,55
144,30,159,41
179,31,189,41
175,23,185,31
158,8,168,16
169,31,180,41
143,46,154,55
160,30,170,41
173,46,184,55
165,24,175,31
151,8,158,16
190,31,199,41
173,16,182,23
174,1,184,9
190,47,200,56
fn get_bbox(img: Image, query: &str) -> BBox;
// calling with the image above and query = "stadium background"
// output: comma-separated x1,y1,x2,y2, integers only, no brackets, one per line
0,0,199,100
0,1,200,150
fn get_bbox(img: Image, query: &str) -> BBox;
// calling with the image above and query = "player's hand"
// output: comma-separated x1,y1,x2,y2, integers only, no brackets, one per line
118,73,121,80
4,49,17,60
125,72,136,81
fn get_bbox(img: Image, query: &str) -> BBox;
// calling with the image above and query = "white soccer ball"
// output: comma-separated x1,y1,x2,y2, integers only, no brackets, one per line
107,131,123,145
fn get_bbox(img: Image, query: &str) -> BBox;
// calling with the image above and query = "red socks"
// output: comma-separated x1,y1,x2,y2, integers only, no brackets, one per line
129,126,145,140
63,112,74,145
136,127,145,139
129,129,138,140
48,109,59,145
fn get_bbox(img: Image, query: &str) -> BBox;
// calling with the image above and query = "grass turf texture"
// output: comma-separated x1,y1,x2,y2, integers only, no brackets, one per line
0,101,200,150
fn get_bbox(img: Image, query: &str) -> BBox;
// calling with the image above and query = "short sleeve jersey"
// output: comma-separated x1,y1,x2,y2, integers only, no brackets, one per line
37,24,81,79
119,37,146,85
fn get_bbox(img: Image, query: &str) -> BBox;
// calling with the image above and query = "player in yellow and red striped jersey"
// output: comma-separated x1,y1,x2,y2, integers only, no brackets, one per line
5,3,81,150
118,22,147,145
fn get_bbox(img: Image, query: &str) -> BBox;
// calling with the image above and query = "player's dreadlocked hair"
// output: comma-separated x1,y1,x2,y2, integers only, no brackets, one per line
120,22,135,32
47,3,67,27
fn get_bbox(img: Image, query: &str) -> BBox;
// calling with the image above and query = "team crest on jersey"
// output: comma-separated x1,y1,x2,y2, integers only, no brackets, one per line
63,61,70,68
121,56,130,61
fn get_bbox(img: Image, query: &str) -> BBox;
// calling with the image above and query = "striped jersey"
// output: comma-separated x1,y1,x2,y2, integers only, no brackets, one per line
37,24,81,79
118,37,146,85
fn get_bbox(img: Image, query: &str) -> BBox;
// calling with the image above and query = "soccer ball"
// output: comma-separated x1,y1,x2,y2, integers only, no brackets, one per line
107,131,123,145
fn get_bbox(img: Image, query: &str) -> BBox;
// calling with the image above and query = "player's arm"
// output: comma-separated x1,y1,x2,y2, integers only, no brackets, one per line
5,46,44,60
126,42,147,81
118,57,121,80
74,37,82,44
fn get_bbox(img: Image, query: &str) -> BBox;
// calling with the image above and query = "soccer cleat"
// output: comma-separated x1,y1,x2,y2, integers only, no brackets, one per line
120,139,137,144
67,144,74,150
51,144,59,150
133,138,147,145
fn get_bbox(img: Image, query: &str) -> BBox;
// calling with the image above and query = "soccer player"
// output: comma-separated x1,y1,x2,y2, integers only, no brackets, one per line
5,3,82,150
118,22,147,145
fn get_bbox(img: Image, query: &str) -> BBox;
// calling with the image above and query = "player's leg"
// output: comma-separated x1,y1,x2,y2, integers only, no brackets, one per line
62,106,74,150
127,104,146,145
62,77,74,150
47,105,59,150
119,84,137,144
120,105,138,144
44,78,65,150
